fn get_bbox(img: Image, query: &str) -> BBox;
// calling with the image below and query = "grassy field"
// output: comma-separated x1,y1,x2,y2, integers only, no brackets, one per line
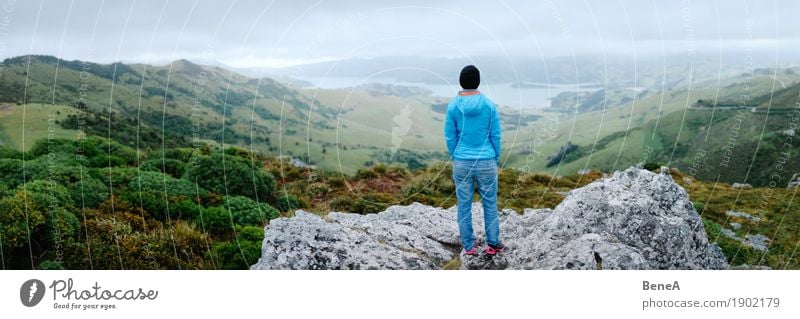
0,103,82,150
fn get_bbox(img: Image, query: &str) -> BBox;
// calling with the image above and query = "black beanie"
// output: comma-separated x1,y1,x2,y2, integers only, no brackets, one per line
459,65,480,90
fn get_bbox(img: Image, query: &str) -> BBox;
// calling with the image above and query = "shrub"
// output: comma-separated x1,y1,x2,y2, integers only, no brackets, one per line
0,191,46,249
86,154,128,168
161,148,196,162
25,179,74,209
28,163,109,208
184,153,275,201
98,167,140,189
0,159,24,189
223,196,280,226
171,199,203,221
643,162,663,171
0,146,22,159
198,206,234,237
28,138,77,157
331,192,394,214
0,182,79,267
402,172,454,197
37,260,66,270
693,202,705,213
140,158,186,178
326,175,346,188
208,225,264,269
273,193,303,212
130,171,205,199
122,191,166,219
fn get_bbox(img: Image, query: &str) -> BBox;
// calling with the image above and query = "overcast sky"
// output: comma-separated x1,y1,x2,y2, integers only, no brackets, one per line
0,0,798,68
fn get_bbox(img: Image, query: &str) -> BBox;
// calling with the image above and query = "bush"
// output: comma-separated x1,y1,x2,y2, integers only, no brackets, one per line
0,146,22,159
25,179,75,209
198,206,234,237
184,153,275,201
161,148,196,162
28,138,77,157
273,193,303,212
171,199,203,221
140,158,186,178
330,192,394,214
98,167,140,189
80,218,210,269
223,196,280,226
0,191,46,249
87,138,139,167
326,175,346,188
402,172,454,197
37,260,66,270
28,163,109,208
0,181,79,267
130,171,206,199
693,202,705,213
208,225,264,269
86,154,128,168
643,162,663,171
0,159,24,189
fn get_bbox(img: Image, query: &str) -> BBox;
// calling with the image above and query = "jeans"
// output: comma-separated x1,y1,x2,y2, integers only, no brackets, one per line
452,159,500,250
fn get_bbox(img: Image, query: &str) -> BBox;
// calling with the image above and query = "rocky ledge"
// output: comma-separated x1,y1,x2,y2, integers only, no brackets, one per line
251,167,729,270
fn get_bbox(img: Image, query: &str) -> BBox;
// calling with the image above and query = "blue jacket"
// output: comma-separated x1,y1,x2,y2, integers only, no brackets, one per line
444,90,501,161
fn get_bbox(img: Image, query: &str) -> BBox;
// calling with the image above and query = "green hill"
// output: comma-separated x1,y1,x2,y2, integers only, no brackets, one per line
1,54,797,186
0,55,541,174
0,55,797,270
503,71,800,187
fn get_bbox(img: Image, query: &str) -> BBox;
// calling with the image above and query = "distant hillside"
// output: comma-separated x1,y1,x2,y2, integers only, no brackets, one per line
547,88,649,113
753,80,800,109
0,55,539,173
3,55,797,186
503,70,800,187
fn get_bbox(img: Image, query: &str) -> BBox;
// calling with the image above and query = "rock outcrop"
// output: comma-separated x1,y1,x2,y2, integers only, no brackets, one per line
788,173,800,189
732,182,753,189
251,167,729,270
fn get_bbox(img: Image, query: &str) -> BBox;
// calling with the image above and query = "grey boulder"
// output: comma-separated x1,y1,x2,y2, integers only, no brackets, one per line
251,167,729,270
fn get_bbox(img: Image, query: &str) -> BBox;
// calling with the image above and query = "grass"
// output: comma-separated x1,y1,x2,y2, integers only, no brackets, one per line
0,103,82,150
271,158,799,269
676,170,799,269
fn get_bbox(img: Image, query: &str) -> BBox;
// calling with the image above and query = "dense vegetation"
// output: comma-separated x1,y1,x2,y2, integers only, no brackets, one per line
0,137,279,269
0,134,797,269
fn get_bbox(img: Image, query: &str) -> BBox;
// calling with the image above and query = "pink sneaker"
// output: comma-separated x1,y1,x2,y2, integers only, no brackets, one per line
463,247,477,255
485,243,505,255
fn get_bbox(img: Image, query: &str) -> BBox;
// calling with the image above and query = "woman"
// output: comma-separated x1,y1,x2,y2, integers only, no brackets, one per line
444,65,505,255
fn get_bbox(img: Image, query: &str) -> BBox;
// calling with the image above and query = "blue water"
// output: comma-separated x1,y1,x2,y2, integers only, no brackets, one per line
292,75,596,109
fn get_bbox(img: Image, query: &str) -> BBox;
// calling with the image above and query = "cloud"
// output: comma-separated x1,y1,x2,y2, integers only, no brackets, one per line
1,0,798,68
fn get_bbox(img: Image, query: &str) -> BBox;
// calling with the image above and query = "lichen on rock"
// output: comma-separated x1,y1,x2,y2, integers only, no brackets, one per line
251,167,729,270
